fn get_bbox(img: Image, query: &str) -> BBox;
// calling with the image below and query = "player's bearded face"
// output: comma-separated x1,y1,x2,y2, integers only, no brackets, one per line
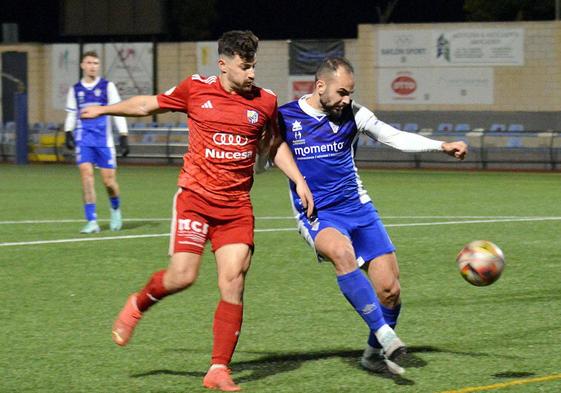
319,71,354,119
222,55,256,93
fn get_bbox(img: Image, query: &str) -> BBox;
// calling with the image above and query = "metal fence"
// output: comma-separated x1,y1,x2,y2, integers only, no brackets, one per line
1,124,561,170
354,131,561,170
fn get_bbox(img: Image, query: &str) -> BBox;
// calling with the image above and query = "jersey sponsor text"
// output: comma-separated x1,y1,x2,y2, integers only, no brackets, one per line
205,148,253,160
293,141,346,158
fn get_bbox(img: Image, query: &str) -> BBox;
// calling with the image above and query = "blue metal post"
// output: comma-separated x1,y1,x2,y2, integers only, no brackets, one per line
15,92,28,165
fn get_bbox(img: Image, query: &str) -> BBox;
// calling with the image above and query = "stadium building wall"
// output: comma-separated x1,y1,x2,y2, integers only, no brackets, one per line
0,21,560,128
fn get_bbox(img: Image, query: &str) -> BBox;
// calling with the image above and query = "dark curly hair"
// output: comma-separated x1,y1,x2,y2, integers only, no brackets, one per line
218,30,259,61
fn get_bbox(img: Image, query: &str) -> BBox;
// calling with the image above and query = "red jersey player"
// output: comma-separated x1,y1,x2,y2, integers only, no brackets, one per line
81,31,313,392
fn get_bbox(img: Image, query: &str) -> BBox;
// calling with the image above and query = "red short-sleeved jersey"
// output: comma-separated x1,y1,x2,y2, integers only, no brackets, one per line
157,75,277,204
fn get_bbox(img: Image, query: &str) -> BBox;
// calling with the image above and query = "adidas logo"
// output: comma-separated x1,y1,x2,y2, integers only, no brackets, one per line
201,100,213,109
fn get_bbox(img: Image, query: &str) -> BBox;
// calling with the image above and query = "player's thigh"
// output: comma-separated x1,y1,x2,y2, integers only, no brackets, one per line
78,162,95,189
208,212,254,254
210,213,254,283
95,146,117,170
215,243,252,303
352,216,395,267
215,243,253,281
171,190,211,255
76,145,94,166
315,227,357,272
165,251,203,290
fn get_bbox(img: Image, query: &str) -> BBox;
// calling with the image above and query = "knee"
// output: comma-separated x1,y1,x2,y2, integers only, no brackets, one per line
82,172,95,184
164,267,198,292
329,245,357,274
218,270,246,292
102,177,117,189
378,282,401,307
218,270,247,304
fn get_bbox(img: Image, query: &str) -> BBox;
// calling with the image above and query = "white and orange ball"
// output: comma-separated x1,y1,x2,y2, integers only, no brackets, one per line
456,240,505,286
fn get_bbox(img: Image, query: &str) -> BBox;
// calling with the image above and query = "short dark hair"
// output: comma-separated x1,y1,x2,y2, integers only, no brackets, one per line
81,51,99,62
315,57,354,82
218,30,259,61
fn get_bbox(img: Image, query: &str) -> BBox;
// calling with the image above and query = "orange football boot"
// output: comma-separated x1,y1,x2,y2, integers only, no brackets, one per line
112,294,142,346
203,366,241,391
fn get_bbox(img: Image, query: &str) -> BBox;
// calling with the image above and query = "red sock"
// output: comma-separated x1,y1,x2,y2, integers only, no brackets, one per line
211,300,243,365
136,270,168,312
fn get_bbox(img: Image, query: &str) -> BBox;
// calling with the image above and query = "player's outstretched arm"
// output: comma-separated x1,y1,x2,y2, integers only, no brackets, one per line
273,142,314,218
442,141,468,160
80,95,167,119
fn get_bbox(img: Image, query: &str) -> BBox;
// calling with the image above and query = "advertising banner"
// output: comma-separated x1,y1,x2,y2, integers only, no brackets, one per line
51,44,80,109
377,68,494,104
289,40,344,75
377,28,524,67
103,42,154,98
288,75,315,101
433,28,524,65
377,30,432,67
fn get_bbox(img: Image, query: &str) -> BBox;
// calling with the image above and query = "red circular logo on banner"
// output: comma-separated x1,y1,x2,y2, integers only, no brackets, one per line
391,76,417,95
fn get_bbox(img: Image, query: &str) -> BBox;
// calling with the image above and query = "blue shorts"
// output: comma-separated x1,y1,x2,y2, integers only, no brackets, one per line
297,201,395,267
76,145,117,169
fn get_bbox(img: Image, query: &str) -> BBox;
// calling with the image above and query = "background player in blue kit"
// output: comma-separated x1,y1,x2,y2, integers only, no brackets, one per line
278,57,467,375
64,51,130,234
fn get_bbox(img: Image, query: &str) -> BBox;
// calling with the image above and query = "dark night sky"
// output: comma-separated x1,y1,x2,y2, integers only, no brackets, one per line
0,0,469,43
212,0,466,39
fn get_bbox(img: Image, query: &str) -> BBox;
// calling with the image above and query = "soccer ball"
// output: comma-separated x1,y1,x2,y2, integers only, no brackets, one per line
456,240,505,286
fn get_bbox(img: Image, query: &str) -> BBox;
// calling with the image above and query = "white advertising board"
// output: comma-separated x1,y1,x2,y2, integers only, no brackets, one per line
377,68,494,104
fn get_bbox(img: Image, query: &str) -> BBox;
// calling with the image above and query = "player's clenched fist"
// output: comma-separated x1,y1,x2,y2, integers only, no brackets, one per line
80,105,104,119
442,141,468,160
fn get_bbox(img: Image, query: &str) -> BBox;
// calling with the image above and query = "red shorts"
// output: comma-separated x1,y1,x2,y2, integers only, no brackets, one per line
169,188,254,255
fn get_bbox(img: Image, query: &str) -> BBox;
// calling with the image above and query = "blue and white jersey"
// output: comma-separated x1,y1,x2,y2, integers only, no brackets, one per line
65,77,128,148
279,95,443,214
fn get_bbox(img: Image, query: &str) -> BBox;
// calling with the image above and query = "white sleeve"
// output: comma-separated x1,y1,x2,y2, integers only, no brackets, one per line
352,101,443,153
64,87,77,132
107,82,128,135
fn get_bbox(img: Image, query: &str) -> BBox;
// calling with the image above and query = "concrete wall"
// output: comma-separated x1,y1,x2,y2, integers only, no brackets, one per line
1,20,560,126
0,43,47,124
356,21,561,112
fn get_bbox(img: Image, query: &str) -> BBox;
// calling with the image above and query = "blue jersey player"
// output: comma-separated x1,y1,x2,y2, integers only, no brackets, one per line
278,57,467,375
64,51,130,234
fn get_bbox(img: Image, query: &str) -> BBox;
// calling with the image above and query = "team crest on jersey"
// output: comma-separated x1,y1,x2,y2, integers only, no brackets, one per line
247,110,259,124
291,121,305,145
94,88,102,97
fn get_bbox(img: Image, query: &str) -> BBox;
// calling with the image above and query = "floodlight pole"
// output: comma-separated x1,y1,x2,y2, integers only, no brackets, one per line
14,91,28,165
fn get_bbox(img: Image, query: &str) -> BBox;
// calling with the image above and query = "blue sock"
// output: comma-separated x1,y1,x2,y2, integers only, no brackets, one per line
368,303,402,348
337,269,386,333
110,196,120,210
84,203,97,222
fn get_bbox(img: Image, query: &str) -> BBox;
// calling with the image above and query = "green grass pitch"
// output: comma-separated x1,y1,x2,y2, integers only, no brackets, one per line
1,164,560,392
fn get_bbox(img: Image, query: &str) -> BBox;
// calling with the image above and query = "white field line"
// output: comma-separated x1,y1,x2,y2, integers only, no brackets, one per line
0,215,552,225
0,217,295,224
1,216,561,248
385,216,561,227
